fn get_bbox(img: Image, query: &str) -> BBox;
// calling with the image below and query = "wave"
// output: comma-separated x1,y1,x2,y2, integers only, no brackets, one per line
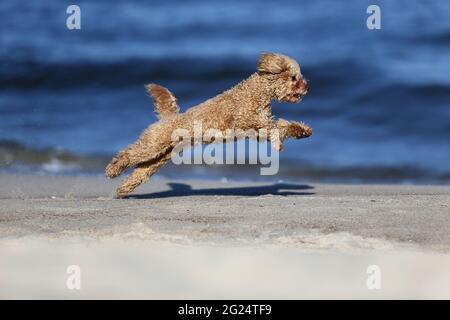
0,57,254,90
0,56,381,93
0,140,109,174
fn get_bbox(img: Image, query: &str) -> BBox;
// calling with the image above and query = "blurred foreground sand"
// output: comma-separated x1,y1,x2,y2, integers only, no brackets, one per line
1,174,449,298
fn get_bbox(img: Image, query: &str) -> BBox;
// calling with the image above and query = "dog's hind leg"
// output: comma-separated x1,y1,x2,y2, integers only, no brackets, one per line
105,122,176,179
105,150,131,178
106,84,178,179
116,151,173,198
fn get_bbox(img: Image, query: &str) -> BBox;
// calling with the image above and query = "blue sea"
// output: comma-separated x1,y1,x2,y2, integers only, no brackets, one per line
1,0,449,183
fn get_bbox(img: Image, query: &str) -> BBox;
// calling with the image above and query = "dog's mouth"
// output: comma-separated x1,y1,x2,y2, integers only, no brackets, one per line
286,92,305,103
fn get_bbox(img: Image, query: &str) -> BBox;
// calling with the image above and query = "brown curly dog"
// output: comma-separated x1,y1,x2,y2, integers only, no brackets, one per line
106,52,312,197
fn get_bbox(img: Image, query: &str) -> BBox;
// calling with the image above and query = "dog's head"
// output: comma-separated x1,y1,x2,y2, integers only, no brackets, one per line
257,52,308,103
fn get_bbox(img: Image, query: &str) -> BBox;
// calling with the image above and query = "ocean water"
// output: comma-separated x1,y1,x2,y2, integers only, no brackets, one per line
1,0,450,183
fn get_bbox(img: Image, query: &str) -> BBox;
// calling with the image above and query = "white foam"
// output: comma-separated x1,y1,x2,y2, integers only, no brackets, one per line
42,158,79,173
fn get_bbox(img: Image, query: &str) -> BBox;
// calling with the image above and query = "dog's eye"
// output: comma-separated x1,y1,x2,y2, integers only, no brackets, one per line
291,76,297,81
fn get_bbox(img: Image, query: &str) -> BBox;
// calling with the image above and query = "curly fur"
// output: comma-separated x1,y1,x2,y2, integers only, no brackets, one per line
106,52,312,197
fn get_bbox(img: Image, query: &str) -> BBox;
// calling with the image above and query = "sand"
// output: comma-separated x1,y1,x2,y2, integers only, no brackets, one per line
1,173,450,299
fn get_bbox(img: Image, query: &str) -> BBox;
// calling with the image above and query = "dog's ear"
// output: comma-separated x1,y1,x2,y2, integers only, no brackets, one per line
257,52,288,75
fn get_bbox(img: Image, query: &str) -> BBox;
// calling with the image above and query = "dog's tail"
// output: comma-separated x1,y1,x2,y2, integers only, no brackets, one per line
145,84,179,119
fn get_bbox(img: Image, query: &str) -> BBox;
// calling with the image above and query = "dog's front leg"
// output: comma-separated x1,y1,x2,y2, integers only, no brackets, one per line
269,119,312,151
276,118,312,140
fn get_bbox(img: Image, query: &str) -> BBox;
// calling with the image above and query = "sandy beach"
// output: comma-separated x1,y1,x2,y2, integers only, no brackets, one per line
1,174,449,249
1,173,450,299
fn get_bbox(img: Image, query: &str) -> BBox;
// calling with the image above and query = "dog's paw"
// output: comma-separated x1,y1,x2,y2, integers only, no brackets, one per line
116,186,132,198
289,121,312,139
105,155,130,178
105,158,123,178
105,163,118,179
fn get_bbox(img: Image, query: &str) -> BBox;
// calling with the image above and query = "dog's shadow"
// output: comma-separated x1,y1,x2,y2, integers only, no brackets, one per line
125,182,314,199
